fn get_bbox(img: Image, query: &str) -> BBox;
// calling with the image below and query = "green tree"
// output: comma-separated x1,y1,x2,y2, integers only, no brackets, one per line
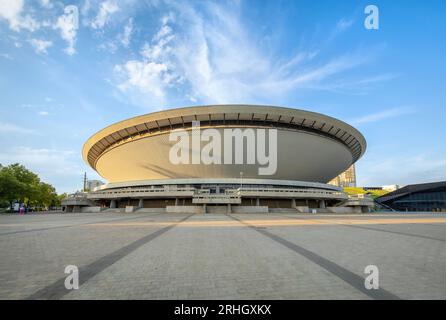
55,193,68,207
0,163,63,211
0,168,24,210
35,182,58,209
7,164,40,206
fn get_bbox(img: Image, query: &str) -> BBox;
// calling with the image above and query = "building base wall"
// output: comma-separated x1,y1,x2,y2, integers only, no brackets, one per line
136,208,166,213
81,206,102,213
327,206,371,214
231,206,269,213
65,180,377,214
166,206,205,214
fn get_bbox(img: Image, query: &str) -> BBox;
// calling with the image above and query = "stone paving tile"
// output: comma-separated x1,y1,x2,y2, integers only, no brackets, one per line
0,212,169,299
263,213,446,299
64,214,368,300
0,212,445,299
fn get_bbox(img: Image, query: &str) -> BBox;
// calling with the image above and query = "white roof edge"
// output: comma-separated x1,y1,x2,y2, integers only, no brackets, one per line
97,178,343,192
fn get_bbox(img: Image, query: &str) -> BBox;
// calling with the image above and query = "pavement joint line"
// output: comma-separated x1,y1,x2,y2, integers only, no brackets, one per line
418,223,446,228
25,214,194,300
226,214,401,300
335,223,446,242
0,213,166,236
77,216,446,229
277,213,446,242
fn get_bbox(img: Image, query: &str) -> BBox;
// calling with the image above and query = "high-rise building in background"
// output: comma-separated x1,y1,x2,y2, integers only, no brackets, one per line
85,180,104,191
329,164,357,187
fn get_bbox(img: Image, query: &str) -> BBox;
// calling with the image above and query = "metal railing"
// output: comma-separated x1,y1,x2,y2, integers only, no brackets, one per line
238,187,347,199
84,185,348,201
86,186,196,199
192,194,241,204
348,194,373,199
344,194,375,206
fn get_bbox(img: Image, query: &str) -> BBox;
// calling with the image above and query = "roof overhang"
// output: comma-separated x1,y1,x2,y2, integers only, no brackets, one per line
83,105,367,170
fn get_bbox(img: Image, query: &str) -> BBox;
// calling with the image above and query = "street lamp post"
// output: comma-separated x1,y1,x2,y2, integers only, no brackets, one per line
240,171,243,190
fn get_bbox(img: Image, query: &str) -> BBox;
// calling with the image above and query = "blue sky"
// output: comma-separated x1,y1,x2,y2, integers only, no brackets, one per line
0,0,445,193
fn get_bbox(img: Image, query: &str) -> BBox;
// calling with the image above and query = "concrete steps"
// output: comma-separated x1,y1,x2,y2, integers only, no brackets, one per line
269,208,299,213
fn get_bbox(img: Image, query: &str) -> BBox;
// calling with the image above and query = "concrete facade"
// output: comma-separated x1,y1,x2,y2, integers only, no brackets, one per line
64,105,371,213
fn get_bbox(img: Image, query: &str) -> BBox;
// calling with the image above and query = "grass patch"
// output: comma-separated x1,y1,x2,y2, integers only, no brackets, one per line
343,187,389,199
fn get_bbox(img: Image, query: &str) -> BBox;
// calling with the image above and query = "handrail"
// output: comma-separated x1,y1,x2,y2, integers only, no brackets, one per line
85,186,347,199
348,194,373,199
88,187,196,196
193,194,240,199
239,187,345,195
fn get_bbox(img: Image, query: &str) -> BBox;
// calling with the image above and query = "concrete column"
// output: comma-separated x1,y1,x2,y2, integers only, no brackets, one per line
175,198,179,206
291,199,296,208
227,204,231,214
138,199,144,208
203,204,207,214
110,199,117,209
319,200,326,209
256,198,260,206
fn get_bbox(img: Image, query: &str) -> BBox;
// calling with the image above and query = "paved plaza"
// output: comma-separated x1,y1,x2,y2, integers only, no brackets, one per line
0,212,445,299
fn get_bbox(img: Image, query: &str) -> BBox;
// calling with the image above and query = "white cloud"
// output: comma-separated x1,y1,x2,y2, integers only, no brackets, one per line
0,122,38,134
98,17,134,53
350,107,416,125
81,0,92,16
40,0,53,9
118,18,133,47
114,15,180,105
91,0,120,29
140,16,174,61
0,147,83,193
0,0,39,32
0,0,22,26
54,7,78,55
114,60,172,101
153,24,172,41
307,73,399,94
38,111,49,116
358,151,446,186
1,53,13,60
113,2,380,107
29,38,52,54
335,18,354,33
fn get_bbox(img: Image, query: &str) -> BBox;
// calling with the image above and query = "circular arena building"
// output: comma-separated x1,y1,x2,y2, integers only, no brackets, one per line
69,105,370,214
